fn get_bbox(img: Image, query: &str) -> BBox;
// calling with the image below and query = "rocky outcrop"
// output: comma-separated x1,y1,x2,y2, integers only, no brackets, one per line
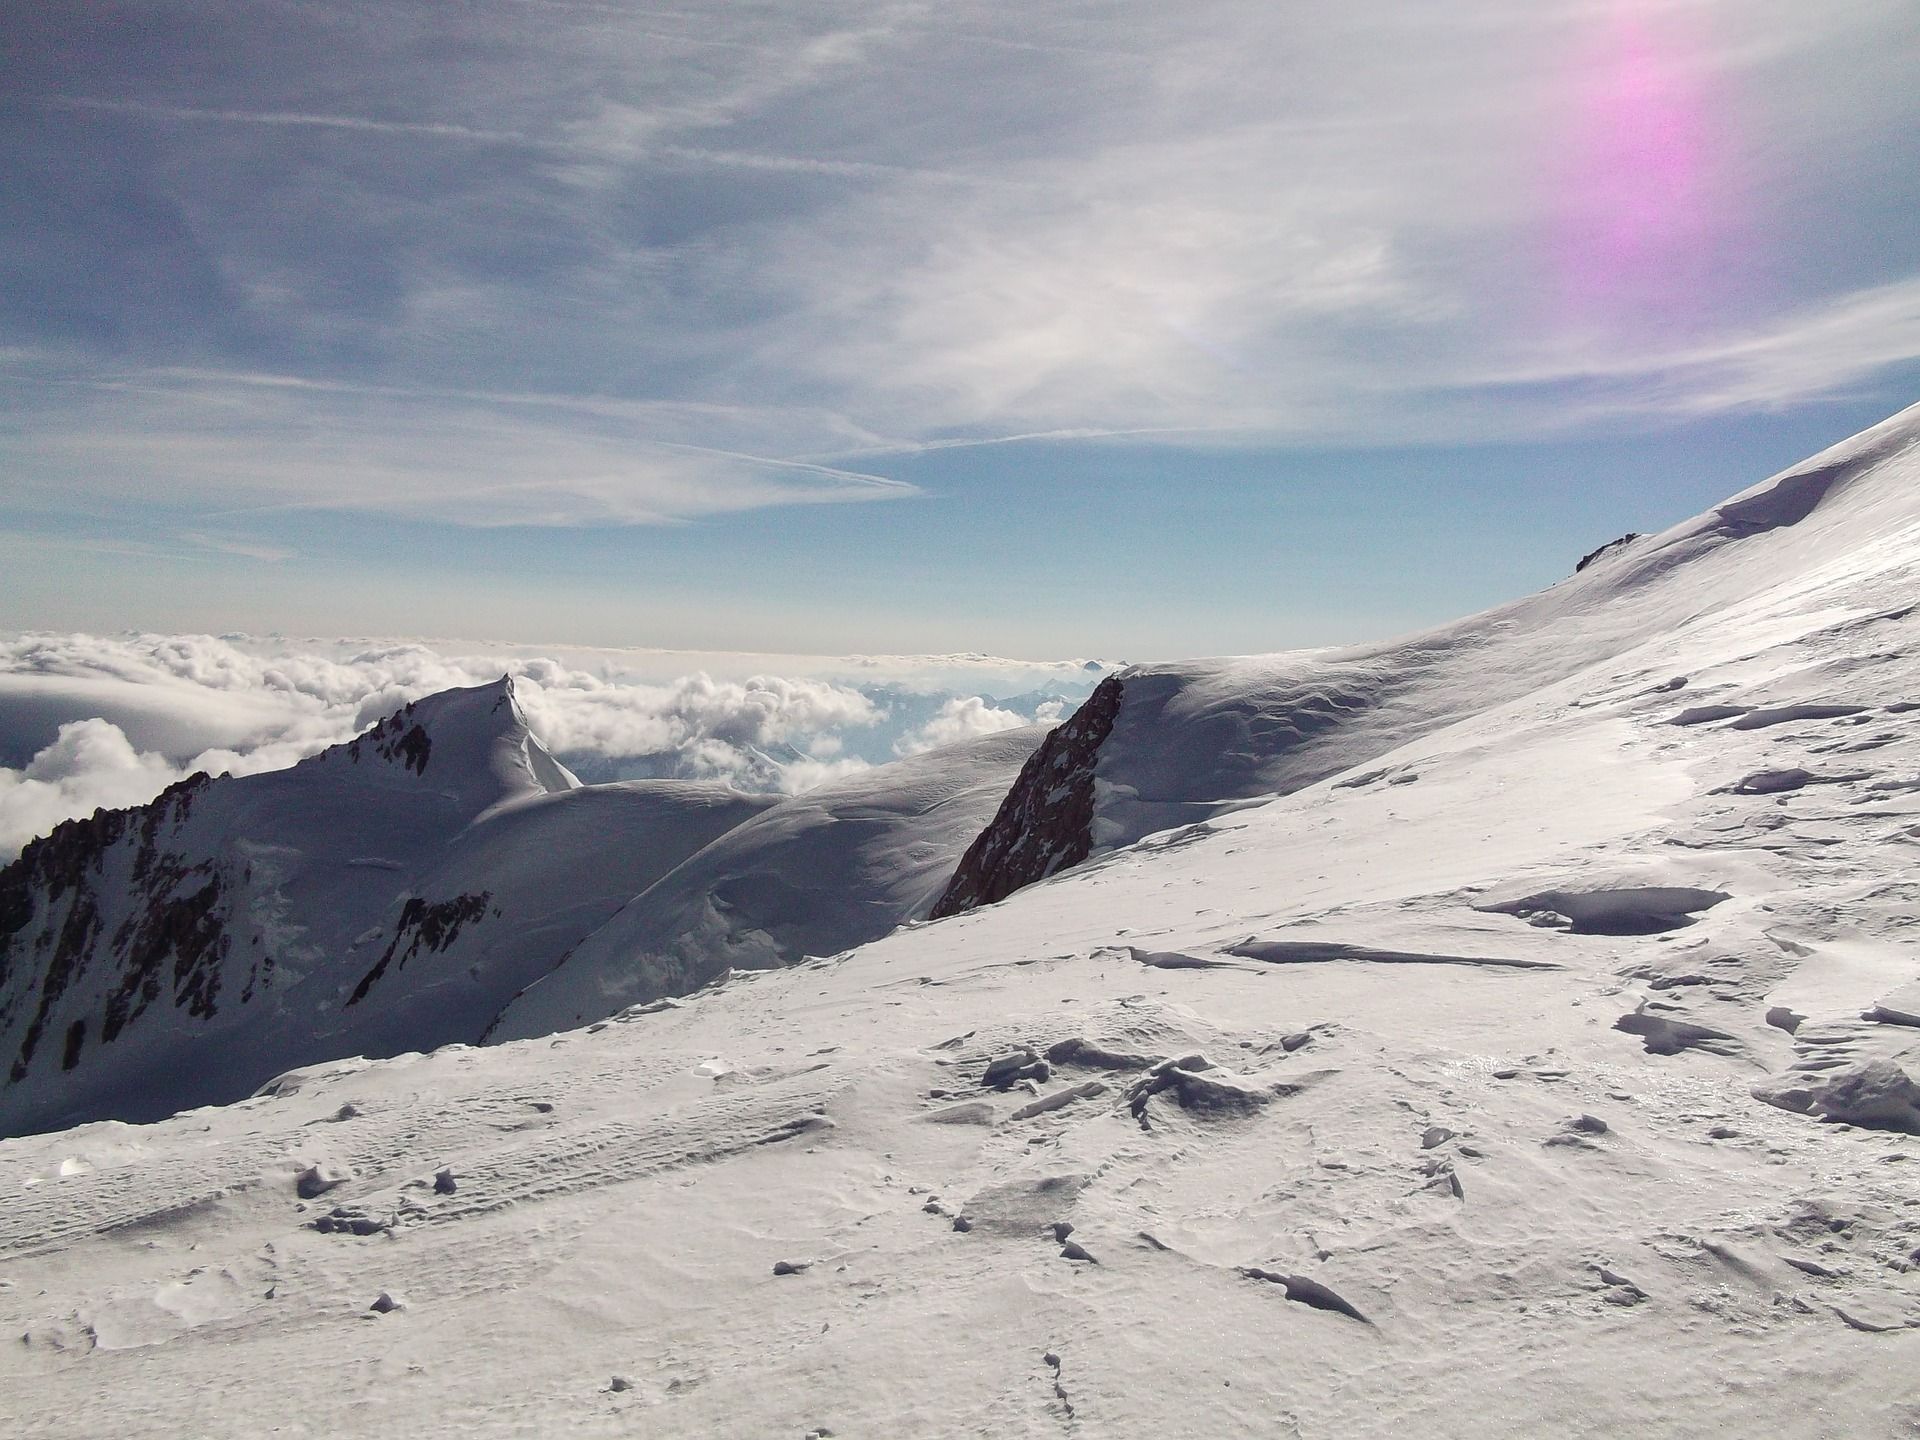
0,694,488,1101
347,892,495,1005
931,677,1122,918
1,773,226,1084
1575,533,1644,573
349,707,433,775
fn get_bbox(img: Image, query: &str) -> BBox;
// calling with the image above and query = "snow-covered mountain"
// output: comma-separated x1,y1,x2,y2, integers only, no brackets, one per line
4,405,1920,1436
0,677,777,1136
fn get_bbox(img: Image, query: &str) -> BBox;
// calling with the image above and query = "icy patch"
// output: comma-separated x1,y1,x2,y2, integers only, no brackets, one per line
1124,945,1246,971
80,1266,256,1351
1238,1267,1372,1324
1728,767,1869,795
1670,705,1753,726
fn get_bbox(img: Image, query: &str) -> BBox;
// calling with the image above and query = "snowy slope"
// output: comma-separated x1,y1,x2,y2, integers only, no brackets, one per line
938,401,1920,908
0,678,773,1136
3,405,1920,1436
491,724,1049,1040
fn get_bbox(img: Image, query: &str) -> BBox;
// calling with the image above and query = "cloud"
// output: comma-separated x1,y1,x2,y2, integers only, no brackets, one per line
177,532,297,562
894,695,1031,758
39,96,539,148
1460,277,1920,419
4,0,1916,539
39,95,951,183
0,720,186,858
751,4,1920,445
771,755,872,794
0,632,1090,857
507,669,885,788
2,370,916,528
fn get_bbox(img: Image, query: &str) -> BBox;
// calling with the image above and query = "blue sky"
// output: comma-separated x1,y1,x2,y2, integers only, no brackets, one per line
4,0,1919,660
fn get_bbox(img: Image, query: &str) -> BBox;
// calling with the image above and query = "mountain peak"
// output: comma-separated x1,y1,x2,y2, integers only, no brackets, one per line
325,675,576,807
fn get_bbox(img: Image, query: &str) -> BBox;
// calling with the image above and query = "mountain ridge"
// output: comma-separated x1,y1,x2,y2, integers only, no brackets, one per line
930,399,1920,917
0,675,1051,1136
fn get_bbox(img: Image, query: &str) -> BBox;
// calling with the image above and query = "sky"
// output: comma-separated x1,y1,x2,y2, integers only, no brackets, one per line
4,0,1920,659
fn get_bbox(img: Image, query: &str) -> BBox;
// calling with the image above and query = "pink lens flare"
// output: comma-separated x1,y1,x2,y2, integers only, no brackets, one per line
1552,3,1732,330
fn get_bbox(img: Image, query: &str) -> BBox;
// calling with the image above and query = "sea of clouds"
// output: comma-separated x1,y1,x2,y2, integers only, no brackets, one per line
0,632,1098,858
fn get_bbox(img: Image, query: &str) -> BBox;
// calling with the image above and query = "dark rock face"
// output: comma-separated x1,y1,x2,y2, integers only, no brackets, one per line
2,774,228,1085
346,892,494,1006
0,693,471,1111
1575,533,1645,573
348,706,433,775
0,678,616,1137
931,677,1122,918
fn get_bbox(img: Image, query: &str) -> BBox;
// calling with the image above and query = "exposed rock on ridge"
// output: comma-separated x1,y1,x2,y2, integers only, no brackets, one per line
1575,532,1645,573
930,401,1920,921
931,677,1121,918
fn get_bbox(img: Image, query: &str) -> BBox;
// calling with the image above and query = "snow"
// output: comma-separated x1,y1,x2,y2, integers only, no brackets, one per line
1080,400,1920,856
3,404,1920,1434
491,723,1049,1040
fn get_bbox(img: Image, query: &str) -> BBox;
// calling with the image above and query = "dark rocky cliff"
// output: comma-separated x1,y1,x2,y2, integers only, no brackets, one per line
930,676,1122,918
0,774,229,1085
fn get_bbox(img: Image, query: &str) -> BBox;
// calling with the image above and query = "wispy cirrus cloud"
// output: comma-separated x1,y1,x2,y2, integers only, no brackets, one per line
39,95,539,147
2,0,1917,549
39,94,954,181
1,365,915,527
177,531,298,562
1459,276,1920,418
